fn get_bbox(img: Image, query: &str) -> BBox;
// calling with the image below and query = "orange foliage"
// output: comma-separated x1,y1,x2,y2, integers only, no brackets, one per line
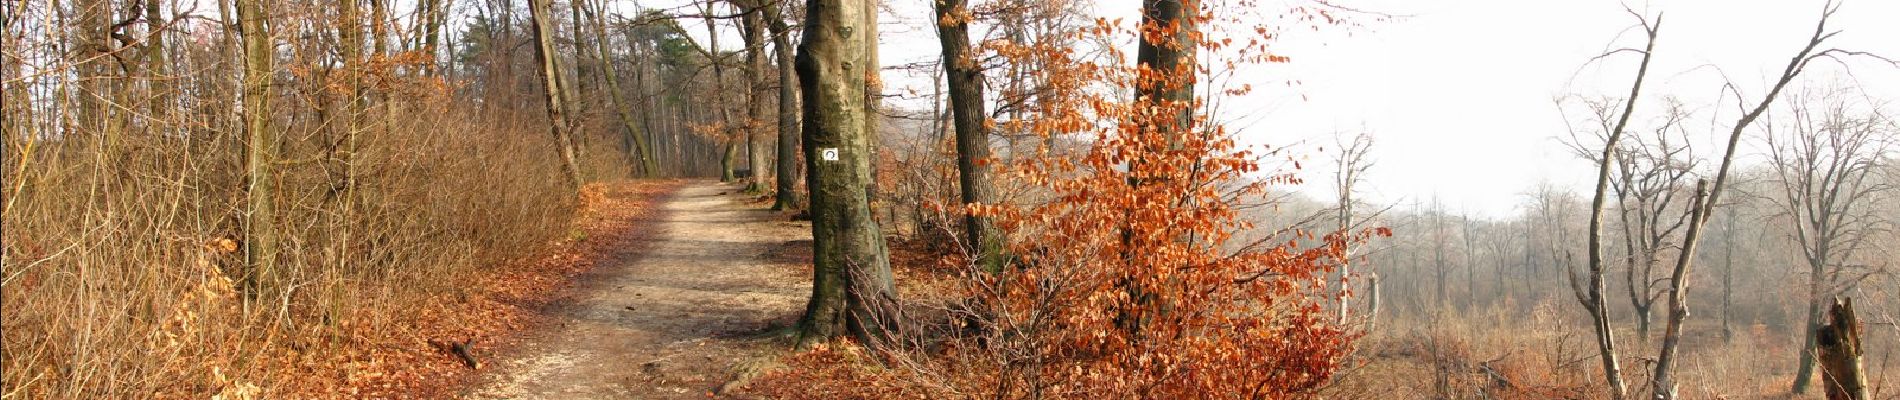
754,1,1373,398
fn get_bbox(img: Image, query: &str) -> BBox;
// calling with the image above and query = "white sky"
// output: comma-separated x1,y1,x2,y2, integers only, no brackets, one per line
657,0,1900,217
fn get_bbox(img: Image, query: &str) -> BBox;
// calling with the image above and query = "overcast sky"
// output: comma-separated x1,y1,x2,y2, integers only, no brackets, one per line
656,0,1900,217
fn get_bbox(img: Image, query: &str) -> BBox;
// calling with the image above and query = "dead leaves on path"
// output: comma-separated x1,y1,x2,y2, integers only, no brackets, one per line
267,180,678,398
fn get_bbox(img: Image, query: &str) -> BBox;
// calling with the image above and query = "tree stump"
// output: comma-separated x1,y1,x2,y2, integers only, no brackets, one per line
1818,297,1866,400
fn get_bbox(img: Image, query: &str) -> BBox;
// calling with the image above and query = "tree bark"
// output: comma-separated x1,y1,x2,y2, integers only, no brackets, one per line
1819,298,1867,400
527,0,584,188
239,0,278,296
1136,0,1195,142
740,0,770,192
860,0,880,200
1651,179,1707,399
1365,272,1381,331
767,1,802,210
339,0,364,156
1722,209,1736,342
794,0,897,348
933,0,1003,272
415,0,447,75
701,3,738,183
145,0,170,123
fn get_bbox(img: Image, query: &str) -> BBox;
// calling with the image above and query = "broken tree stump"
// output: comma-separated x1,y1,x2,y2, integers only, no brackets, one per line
1818,297,1866,400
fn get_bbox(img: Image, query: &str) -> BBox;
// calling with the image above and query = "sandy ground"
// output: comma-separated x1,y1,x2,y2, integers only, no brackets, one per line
466,181,811,399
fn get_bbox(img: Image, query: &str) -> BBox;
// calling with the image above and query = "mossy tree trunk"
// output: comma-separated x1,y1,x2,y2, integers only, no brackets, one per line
794,0,897,348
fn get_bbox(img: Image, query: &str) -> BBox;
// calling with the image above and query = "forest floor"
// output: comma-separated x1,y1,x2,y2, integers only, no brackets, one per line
464,180,812,399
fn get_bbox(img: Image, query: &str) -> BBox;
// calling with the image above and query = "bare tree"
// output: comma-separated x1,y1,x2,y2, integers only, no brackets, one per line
1766,87,1895,394
1653,1,1877,394
1568,8,1662,400
1613,102,1699,343
1429,197,1449,311
1563,96,1699,344
1332,131,1374,323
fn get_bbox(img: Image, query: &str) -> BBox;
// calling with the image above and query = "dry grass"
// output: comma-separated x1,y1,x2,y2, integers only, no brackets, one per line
0,90,664,397
1326,297,1900,399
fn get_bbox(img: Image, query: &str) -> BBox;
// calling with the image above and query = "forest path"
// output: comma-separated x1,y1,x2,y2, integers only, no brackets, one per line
467,180,810,399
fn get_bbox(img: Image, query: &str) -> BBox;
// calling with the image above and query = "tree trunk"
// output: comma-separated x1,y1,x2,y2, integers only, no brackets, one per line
1796,261,1827,393
145,0,170,123
1366,272,1381,332
740,0,770,192
767,2,802,210
860,0,880,202
570,0,596,100
527,0,584,188
584,0,655,177
238,0,278,296
369,0,394,136
1136,0,1195,141
702,3,738,183
794,0,897,348
415,0,447,75
1635,303,1653,343
1651,180,1708,400
933,0,1003,272
1722,213,1735,343
562,0,589,163
339,0,364,157
1111,0,1197,336
1578,12,1662,399
1819,298,1867,400
1462,215,1476,311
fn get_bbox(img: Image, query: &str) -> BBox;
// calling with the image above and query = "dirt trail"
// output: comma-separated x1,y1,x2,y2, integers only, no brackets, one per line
467,181,810,399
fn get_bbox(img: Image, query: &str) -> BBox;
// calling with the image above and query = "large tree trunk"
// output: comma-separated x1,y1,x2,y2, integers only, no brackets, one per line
527,0,584,188
238,0,278,296
932,0,1003,272
794,0,897,348
768,2,802,210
